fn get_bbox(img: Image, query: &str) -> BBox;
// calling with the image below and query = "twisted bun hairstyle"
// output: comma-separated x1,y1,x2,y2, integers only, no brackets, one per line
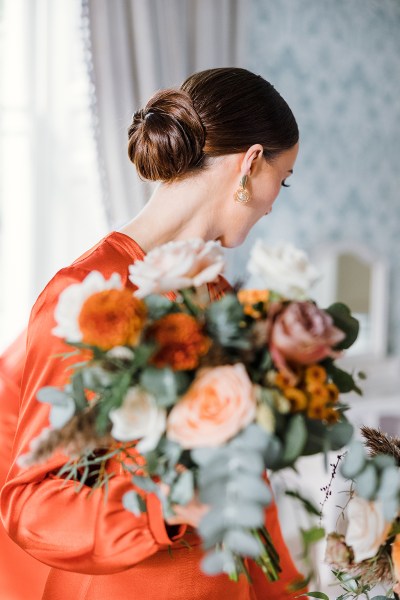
128,89,205,181
128,68,298,182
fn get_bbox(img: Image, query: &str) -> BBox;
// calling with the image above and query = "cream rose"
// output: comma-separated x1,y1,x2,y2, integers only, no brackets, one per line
109,387,166,453
247,240,319,300
52,271,122,342
128,239,225,298
345,496,391,563
166,364,256,449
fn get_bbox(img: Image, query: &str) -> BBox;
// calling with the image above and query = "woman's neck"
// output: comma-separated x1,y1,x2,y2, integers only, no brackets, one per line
120,160,230,252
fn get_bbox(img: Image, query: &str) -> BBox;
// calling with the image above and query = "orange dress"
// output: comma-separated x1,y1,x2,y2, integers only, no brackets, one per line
1,232,304,599
0,331,50,599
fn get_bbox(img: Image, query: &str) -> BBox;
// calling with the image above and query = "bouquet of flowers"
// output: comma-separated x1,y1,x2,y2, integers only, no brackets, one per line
21,238,360,582
325,428,400,599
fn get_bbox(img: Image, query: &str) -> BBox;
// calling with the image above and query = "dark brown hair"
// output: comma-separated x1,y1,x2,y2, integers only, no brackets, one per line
128,67,298,182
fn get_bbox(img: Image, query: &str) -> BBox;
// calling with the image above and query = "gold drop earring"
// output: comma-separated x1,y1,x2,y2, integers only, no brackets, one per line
234,174,251,204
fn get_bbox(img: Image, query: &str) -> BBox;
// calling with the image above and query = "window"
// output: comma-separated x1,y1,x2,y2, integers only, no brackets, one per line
0,0,107,350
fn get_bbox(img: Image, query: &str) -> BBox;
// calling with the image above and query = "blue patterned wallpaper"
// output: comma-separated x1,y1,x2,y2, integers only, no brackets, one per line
227,0,400,352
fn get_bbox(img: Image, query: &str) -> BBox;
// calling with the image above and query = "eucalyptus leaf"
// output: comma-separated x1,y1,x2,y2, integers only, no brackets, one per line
199,472,272,506
132,475,159,494
71,371,88,411
37,387,75,428
263,435,283,470
373,454,396,469
170,470,194,505
198,503,264,540
122,490,146,516
201,550,235,576
144,294,176,319
140,367,187,407
377,466,400,500
206,295,249,349
325,303,359,350
81,366,114,389
382,496,399,521
191,447,221,467
341,440,366,479
229,423,270,453
282,414,307,465
223,529,263,558
328,421,354,450
355,463,378,499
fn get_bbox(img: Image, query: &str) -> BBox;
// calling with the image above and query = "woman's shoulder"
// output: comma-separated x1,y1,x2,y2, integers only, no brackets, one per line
32,232,145,318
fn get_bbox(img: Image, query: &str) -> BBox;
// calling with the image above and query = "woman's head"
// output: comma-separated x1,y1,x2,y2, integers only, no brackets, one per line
128,67,298,182
127,68,299,248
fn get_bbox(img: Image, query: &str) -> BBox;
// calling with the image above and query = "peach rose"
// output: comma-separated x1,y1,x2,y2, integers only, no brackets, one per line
392,534,400,592
166,364,256,448
129,238,225,298
270,301,345,385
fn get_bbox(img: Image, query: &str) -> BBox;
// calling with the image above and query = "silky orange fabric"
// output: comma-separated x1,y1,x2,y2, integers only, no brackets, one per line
1,231,304,599
0,331,50,599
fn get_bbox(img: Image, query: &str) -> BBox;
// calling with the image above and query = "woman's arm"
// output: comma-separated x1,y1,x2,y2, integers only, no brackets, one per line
0,267,185,574
249,497,308,599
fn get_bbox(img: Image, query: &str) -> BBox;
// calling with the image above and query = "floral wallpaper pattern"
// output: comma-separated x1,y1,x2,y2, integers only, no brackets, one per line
228,0,400,352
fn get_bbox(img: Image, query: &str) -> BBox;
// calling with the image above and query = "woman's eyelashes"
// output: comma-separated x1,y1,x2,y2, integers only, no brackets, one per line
281,179,290,188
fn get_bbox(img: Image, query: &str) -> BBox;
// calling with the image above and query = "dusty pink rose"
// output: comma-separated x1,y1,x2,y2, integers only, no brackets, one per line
270,301,345,385
166,364,256,448
128,239,225,298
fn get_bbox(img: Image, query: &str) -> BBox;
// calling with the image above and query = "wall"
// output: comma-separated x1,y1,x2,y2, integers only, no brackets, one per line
227,0,400,353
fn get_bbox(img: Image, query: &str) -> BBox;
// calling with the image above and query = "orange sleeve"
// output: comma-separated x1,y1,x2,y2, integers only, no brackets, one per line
249,500,307,598
0,266,184,575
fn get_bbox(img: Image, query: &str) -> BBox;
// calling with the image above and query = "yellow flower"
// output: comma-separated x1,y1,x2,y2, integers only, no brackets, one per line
284,387,308,412
305,365,327,389
237,289,269,318
326,383,339,404
308,385,329,404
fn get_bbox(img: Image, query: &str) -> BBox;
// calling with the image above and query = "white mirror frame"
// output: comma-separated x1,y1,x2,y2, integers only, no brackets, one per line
310,241,389,359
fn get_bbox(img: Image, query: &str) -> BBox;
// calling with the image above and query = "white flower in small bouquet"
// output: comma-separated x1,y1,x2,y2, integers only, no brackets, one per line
325,431,400,599
20,238,361,583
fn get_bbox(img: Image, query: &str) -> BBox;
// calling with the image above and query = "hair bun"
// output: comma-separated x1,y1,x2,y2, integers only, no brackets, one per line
128,89,205,181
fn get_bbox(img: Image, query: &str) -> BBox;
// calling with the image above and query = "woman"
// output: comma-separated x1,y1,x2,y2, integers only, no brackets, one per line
0,331,49,599
1,68,302,599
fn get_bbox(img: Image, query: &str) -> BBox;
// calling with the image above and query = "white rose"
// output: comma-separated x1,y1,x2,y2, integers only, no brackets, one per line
109,387,166,453
345,496,391,563
52,271,122,342
128,239,225,298
247,240,319,300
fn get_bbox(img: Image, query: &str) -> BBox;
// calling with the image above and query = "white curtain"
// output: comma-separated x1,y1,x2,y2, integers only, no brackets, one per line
83,0,249,228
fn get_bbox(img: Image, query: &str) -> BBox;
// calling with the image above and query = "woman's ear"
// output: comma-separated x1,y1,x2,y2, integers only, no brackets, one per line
240,144,264,177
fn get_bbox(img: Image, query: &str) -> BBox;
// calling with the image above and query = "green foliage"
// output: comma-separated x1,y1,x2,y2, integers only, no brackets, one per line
324,360,362,395
140,367,190,407
144,294,177,319
325,302,359,350
122,490,146,516
341,440,366,479
206,294,250,349
285,490,321,517
281,414,307,465
36,386,75,428
300,526,325,557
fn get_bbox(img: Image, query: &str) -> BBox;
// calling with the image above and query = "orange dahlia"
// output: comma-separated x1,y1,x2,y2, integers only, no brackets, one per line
78,289,147,350
149,312,211,370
